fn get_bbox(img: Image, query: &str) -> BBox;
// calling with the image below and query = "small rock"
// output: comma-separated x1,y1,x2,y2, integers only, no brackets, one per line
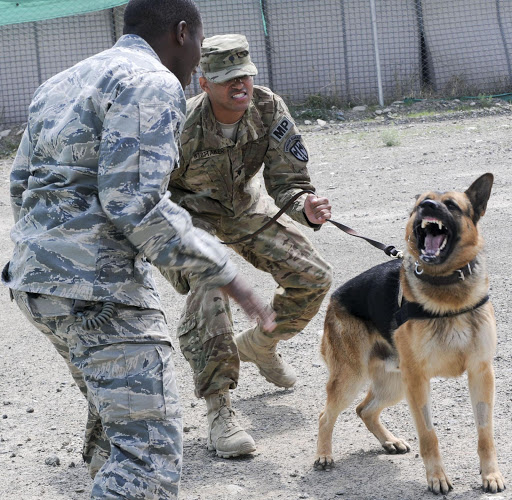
2,415,7,419
69,461,76,468
316,119,327,126
352,105,367,112
45,454,61,466
26,407,34,413
0,129,11,139
190,401,198,408
304,120,312,125
183,426,191,433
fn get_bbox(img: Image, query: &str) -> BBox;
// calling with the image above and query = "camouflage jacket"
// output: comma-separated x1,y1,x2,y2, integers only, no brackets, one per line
5,35,237,310
169,86,318,227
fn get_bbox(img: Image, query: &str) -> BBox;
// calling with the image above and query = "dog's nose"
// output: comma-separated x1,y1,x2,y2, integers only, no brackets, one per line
419,199,439,210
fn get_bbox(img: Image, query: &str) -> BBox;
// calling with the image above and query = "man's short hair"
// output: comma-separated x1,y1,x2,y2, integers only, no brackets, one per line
123,0,201,40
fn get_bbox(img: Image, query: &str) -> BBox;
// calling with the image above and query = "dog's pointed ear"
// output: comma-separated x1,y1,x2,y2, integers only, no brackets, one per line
465,173,493,223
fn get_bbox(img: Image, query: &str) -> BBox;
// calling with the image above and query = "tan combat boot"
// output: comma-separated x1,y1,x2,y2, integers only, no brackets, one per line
205,390,256,458
235,327,297,388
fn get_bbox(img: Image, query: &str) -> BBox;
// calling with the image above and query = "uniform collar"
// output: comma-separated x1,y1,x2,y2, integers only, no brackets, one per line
114,34,162,63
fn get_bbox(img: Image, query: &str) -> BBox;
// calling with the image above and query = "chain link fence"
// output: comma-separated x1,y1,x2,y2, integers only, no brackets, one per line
1,0,512,126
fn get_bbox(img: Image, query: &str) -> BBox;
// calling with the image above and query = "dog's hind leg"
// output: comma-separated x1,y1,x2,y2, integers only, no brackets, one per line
356,359,411,454
314,305,369,471
315,363,366,470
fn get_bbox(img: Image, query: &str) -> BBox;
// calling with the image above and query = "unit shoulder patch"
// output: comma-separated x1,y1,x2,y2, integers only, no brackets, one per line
284,134,308,162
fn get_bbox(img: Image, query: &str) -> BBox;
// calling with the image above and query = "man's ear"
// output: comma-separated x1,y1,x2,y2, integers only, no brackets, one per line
175,20,187,46
199,76,209,92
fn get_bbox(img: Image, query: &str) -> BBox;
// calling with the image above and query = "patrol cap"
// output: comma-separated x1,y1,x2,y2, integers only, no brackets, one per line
200,34,258,83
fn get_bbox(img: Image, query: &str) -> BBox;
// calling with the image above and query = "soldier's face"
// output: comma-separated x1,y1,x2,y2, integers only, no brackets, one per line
200,75,254,123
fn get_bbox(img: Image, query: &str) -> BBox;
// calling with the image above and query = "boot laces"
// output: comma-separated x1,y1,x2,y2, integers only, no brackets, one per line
218,405,237,431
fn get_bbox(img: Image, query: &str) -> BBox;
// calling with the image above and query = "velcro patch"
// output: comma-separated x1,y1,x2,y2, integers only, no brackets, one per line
271,118,293,142
192,148,226,161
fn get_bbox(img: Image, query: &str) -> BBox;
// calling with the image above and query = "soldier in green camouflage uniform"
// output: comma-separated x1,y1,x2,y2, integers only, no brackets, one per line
167,34,333,458
3,5,275,499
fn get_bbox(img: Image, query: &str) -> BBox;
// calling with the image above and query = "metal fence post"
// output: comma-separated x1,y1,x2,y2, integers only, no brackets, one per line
370,0,384,106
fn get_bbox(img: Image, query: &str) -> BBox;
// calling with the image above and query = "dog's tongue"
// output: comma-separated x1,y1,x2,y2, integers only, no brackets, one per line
424,234,444,254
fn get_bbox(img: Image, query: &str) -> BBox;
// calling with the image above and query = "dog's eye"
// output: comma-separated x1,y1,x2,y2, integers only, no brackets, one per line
444,199,461,212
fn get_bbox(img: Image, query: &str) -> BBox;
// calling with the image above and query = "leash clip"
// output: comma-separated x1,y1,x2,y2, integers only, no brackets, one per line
384,246,404,259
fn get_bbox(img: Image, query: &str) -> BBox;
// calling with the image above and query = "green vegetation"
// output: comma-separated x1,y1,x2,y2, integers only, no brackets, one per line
381,129,400,147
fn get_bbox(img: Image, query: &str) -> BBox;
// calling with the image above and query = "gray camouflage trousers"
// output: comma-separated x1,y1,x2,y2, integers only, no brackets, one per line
12,290,182,499
169,207,332,398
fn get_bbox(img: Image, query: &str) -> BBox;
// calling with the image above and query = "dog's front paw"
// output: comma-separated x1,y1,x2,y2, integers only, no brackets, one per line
382,438,411,454
482,470,506,493
314,455,334,471
427,469,453,495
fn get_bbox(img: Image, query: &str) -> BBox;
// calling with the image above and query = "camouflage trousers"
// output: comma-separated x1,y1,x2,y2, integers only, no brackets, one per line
12,290,182,499
168,208,332,398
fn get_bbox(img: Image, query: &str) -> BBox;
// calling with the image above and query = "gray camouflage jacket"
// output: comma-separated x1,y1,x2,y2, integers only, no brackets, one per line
169,86,318,227
5,35,236,310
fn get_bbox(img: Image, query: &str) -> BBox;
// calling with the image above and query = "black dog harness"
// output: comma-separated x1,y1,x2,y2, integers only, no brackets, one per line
394,294,489,329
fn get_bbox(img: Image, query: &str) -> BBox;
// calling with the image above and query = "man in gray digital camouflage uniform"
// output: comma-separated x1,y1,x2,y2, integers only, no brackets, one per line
3,4,275,498
167,34,333,458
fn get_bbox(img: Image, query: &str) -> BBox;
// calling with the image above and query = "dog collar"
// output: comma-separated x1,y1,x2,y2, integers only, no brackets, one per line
413,258,478,285
394,294,489,328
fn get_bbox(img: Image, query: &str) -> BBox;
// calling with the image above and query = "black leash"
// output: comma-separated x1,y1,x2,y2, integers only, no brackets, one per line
326,219,403,259
221,189,403,259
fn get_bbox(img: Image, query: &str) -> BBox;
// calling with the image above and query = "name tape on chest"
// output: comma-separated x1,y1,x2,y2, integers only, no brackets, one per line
192,148,226,161
271,118,294,142
284,134,308,162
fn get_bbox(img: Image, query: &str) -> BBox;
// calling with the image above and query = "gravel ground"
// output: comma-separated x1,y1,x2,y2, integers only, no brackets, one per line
0,108,511,500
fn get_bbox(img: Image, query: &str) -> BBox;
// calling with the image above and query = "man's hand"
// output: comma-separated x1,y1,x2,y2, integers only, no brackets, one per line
304,194,331,224
220,275,277,333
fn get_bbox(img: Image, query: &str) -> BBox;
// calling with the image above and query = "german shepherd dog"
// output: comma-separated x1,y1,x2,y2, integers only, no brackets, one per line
314,173,505,494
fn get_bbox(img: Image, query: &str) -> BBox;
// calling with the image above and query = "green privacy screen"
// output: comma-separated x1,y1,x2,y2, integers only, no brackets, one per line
0,0,127,26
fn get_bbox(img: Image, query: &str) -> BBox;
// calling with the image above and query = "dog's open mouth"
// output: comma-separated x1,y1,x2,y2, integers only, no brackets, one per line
415,216,451,263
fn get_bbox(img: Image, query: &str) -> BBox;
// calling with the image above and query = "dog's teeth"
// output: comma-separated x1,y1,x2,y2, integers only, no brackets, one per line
421,249,426,254
438,221,443,230
440,238,447,250
421,220,428,229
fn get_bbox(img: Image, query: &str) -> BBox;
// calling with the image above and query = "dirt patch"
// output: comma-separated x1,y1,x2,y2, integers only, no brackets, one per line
0,110,511,500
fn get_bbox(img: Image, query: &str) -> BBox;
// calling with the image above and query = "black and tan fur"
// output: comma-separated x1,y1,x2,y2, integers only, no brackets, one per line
314,173,505,495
